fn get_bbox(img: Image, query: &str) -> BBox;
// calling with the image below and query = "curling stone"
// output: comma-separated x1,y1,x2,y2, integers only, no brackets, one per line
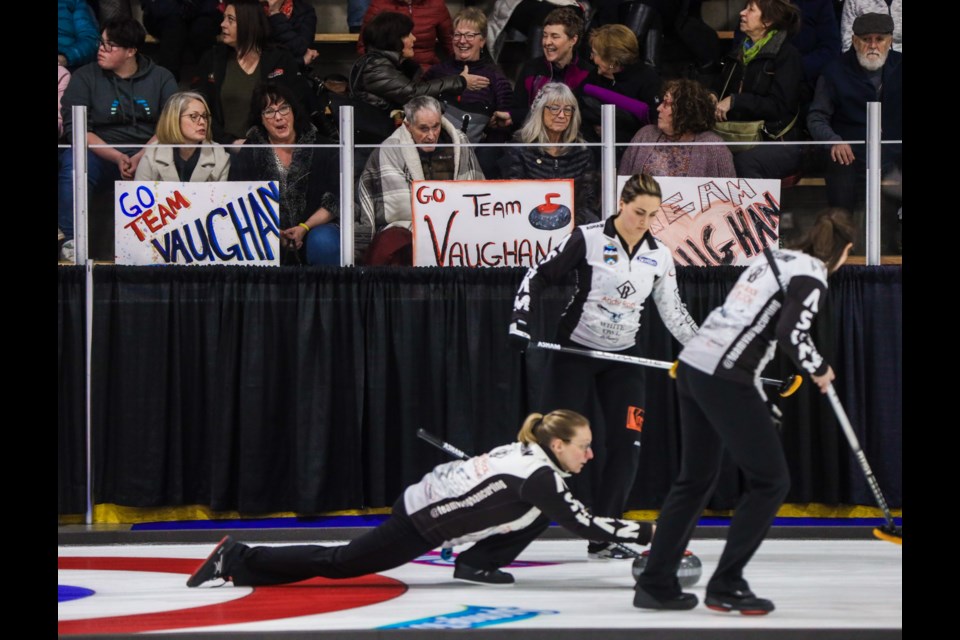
528,193,572,230
632,549,702,588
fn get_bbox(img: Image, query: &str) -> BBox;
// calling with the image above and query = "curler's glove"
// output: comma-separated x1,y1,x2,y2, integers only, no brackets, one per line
508,321,531,353
767,399,783,431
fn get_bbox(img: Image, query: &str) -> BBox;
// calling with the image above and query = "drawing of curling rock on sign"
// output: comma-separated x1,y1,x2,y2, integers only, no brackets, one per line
528,193,571,230
412,180,574,267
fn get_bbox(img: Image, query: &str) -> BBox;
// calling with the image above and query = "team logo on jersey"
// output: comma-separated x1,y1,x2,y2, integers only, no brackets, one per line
638,256,658,267
603,244,618,264
599,304,626,323
616,281,637,299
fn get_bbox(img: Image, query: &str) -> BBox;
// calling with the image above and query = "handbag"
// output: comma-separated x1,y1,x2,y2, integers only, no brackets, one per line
713,120,764,153
441,101,491,143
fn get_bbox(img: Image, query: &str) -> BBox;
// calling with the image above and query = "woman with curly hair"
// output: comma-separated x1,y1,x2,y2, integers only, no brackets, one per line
619,78,735,178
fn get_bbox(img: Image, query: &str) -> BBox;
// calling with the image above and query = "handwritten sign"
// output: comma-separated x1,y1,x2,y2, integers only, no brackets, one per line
115,181,282,265
616,176,782,266
411,180,575,267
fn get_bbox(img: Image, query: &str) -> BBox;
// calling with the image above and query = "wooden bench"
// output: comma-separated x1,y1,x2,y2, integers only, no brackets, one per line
144,33,359,45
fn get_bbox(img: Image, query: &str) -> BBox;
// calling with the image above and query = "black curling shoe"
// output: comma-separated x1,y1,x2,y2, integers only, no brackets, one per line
705,590,775,615
633,585,699,610
453,562,515,586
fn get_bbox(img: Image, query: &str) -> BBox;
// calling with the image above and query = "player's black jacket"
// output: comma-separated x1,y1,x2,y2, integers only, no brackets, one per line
512,217,698,351
403,441,653,547
681,249,831,385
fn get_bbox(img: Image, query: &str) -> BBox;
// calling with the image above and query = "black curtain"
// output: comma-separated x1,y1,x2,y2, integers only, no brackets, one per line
58,266,87,515
57,265,902,516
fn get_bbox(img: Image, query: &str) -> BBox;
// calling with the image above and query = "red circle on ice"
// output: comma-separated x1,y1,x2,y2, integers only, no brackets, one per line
58,556,407,635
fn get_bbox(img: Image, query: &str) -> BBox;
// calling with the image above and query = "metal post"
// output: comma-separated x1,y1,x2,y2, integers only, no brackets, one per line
84,258,94,525
601,104,617,219
865,102,881,265
71,106,89,264
339,106,355,266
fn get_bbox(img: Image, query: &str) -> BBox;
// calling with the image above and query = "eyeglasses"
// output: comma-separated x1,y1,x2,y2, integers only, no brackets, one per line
655,95,675,108
262,104,292,118
98,39,120,52
182,112,211,123
544,105,575,116
452,31,482,41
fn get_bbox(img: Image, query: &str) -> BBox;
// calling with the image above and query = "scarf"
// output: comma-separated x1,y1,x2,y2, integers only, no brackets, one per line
742,29,778,65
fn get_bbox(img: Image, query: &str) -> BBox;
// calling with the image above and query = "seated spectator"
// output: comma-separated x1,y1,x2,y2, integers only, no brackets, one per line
59,16,178,260
423,8,514,140
59,65,72,139
134,91,230,183
350,11,488,116
488,0,583,61
423,7,514,176
264,0,320,68
841,0,901,53
229,83,341,266
358,0,454,71
357,96,485,265
619,78,735,178
59,0,101,71
714,0,802,180
499,82,595,180
579,24,661,151
140,0,221,81
499,7,593,131
192,0,309,146
807,12,901,250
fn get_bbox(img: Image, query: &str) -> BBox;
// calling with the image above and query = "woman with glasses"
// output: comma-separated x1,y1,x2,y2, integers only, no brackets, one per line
507,174,699,560
186,410,656,589
134,91,230,182
422,9,514,139
228,83,340,265
499,82,594,180
619,78,736,178
192,0,309,147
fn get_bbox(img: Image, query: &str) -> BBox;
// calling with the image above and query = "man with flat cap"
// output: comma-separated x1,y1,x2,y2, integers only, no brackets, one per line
807,12,902,251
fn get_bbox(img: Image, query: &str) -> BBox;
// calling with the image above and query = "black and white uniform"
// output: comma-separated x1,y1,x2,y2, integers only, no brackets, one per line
510,217,698,530
226,442,653,586
638,249,830,597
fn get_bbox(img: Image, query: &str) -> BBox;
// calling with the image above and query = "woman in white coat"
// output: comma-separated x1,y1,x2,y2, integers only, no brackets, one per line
134,91,230,182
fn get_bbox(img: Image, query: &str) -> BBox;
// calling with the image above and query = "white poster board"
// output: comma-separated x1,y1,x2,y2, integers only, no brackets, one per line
115,181,282,265
411,180,575,267
615,176,782,266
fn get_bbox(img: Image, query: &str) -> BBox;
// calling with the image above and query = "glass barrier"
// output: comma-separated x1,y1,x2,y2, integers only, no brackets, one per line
57,107,902,266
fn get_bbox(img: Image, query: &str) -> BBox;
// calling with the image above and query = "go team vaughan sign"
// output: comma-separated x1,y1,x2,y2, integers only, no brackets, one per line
616,175,783,267
411,179,575,268
115,180,282,265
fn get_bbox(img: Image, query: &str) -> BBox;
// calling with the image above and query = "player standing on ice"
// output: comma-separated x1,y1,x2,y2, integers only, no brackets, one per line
187,410,655,588
633,208,855,614
507,173,698,560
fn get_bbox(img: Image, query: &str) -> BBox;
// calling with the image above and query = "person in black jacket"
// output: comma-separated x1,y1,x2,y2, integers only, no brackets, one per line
633,209,855,614
186,410,656,588
499,82,595,180
191,0,311,146
264,0,319,68
714,0,803,179
578,23,661,164
350,10,489,115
